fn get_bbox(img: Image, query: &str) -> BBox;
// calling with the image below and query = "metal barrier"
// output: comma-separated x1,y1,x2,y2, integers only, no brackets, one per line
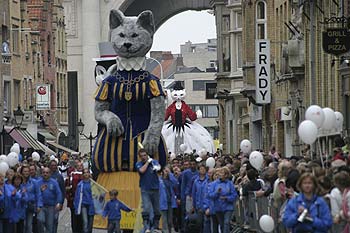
233,192,280,233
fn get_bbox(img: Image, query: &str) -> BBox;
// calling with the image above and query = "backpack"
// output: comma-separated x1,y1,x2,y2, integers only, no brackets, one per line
185,213,201,233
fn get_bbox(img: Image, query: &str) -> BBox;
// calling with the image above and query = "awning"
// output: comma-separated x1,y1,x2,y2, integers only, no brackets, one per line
5,127,55,155
46,141,79,155
38,131,56,141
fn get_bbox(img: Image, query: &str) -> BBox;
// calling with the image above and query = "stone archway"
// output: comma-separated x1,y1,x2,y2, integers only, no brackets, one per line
119,0,211,29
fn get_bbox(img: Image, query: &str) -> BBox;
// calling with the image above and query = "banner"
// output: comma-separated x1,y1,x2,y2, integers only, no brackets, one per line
90,178,108,215
255,40,271,104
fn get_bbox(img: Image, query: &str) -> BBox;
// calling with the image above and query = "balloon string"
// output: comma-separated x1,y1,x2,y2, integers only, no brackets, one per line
317,138,324,168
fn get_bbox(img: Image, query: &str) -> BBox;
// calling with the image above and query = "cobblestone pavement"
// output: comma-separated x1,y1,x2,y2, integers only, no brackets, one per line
58,203,105,233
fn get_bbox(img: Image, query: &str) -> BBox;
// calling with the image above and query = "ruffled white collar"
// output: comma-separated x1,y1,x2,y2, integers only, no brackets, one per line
116,56,146,71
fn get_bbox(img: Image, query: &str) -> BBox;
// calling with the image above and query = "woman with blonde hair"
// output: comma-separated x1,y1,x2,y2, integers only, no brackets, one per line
209,166,237,233
283,173,332,233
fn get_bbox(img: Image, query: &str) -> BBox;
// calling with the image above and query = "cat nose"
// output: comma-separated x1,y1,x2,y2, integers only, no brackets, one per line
123,43,132,49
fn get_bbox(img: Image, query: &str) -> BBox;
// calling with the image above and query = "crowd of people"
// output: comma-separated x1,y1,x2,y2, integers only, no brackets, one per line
135,139,350,233
0,138,349,233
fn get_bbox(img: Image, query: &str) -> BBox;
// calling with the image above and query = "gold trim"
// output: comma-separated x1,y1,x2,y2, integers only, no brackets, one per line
149,80,160,97
117,137,123,170
94,128,105,171
135,83,139,100
142,82,146,99
110,136,116,171
119,83,124,99
103,132,109,171
129,126,134,170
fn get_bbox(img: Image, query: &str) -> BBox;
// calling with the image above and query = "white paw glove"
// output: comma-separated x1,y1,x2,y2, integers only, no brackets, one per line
153,165,161,172
147,156,153,163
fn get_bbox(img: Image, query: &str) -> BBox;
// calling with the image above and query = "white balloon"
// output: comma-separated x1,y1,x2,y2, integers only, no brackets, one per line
240,139,252,154
305,105,325,128
180,144,188,152
298,120,318,144
32,152,40,162
7,152,19,167
322,108,336,130
259,215,275,232
335,111,344,130
0,162,9,176
199,149,207,157
249,151,264,171
10,143,20,154
0,155,7,162
206,157,215,168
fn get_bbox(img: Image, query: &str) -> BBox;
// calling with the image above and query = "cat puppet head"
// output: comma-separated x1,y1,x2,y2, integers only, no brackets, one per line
109,10,155,58
171,81,186,102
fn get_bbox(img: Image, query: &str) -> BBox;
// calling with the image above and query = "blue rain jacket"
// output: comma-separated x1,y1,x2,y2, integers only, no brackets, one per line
192,176,208,211
209,179,237,212
282,193,332,233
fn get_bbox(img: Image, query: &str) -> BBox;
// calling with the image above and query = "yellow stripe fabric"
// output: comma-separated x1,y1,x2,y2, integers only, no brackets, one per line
110,136,116,171
113,83,117,99
142,82,146,99
135,83,139,100
129,127,134,171
103,132,109,171
119,83,124,99
117,137,123,170
94,128,105,171
149,80,160,97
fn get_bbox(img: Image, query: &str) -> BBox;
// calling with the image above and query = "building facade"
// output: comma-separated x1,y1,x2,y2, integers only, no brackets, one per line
212,0,349,156
211,0,244,154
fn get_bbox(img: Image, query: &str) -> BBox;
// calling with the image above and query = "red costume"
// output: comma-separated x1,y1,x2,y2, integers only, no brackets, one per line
165,101,197,125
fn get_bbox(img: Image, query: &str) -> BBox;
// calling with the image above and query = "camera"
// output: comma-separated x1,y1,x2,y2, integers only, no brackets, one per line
297,209,313,223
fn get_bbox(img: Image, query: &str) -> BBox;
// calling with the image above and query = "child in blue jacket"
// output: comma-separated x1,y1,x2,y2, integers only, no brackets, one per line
103,189,133,233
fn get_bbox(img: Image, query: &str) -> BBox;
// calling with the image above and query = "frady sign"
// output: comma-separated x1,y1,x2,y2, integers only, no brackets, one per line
255,40,271,104
36,84,50,110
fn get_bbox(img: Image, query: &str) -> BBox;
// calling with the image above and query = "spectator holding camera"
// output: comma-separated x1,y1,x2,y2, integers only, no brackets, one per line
135,148,161,233
282,173,332,233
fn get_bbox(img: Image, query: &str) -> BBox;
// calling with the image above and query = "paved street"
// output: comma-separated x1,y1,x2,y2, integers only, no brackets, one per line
58,203,105,233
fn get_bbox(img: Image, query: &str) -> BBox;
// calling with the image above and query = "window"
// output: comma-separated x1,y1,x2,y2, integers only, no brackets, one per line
237,34,243,68
189,105,219,118
256,1,267,39
4,81,11,113
11,25,19,53
193,80,215,91
222,15,230,32
223,35,231,72
14,80,20,108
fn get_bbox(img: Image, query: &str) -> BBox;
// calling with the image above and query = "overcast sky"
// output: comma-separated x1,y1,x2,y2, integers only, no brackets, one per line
150,10,217,54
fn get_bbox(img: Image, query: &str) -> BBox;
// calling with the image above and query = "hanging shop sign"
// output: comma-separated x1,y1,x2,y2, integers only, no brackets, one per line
255,40,271,104
322,28,350,56
36,84,50,110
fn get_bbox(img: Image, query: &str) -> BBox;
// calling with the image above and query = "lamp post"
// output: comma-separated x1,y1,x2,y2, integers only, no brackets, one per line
13,106,24,127
77,118,97,156
146,56,164,82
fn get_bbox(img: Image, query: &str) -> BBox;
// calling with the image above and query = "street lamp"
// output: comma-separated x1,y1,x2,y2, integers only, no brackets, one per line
13,106,24,127
77,118,97,156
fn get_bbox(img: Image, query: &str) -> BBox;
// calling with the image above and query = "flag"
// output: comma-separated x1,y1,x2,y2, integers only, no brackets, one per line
90,178,108,215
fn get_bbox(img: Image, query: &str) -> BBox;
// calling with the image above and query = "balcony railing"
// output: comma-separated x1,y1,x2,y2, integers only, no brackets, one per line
1,53,12,64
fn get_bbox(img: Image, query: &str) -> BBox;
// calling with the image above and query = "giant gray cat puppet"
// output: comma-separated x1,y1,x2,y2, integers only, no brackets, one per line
93,10,166,172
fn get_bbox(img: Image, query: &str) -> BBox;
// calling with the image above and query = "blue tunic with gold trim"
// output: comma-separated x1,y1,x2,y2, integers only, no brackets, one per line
93,70,167,172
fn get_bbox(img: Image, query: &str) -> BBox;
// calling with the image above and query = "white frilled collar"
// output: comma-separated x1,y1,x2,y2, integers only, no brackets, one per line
116,56,146,71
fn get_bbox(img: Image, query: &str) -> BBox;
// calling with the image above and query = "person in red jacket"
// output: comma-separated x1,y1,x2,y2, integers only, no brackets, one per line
65,160,83,233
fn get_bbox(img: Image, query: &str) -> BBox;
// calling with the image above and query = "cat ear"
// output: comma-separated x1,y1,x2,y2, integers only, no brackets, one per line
110,10,124,29
136,10,155,35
